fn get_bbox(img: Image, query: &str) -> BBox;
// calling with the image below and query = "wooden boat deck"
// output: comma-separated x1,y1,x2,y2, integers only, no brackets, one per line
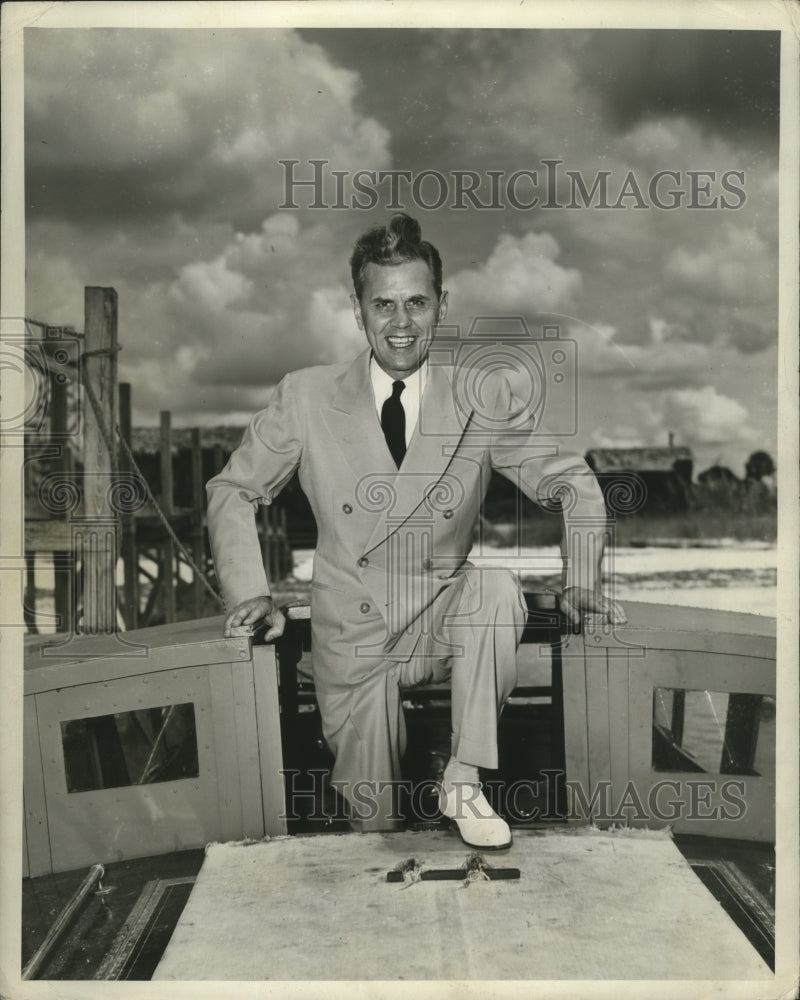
22,833,775,980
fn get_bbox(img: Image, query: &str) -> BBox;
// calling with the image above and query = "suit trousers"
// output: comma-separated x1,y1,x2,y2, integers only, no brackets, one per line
318,567,528,830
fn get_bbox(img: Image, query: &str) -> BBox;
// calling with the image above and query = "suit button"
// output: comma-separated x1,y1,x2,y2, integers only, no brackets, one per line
360,602,371,614
422,557,433,571
358,557,369,568
342,503,353,514
443,509,454,519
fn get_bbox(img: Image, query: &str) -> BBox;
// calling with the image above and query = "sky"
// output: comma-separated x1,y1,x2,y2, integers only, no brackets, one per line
23,26,781,475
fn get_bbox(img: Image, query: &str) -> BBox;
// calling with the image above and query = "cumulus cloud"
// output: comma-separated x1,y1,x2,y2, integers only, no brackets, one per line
170,256,253,313
159,213,366,391
25,29,391,228
24,28,394,421
659,385,755,447
21,26,779,472
447,231,581,322
588,384,753,448
665,224,772,303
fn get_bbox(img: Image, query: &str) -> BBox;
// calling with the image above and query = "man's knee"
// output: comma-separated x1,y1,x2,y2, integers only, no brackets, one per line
461,567,526,625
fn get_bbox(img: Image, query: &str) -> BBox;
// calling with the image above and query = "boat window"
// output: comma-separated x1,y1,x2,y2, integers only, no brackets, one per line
60,703,199,793
652,688,775,777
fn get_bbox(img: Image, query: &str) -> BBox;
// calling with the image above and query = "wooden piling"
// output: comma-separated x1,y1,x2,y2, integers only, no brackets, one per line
160,410,176,624
81,287,118,634
190,427,205,618
119,383,138,629
50,355,72,630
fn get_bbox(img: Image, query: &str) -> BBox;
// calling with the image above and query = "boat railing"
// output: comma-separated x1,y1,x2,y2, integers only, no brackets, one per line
23,596,776,876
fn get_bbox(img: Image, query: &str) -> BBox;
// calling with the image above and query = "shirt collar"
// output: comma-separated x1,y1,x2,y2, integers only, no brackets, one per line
369,354,426,401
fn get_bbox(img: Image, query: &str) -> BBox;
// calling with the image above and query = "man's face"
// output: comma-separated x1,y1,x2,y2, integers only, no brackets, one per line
351,259,448,379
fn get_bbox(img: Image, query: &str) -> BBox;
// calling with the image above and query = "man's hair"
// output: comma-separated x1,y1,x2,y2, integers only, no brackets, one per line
349,213,443,301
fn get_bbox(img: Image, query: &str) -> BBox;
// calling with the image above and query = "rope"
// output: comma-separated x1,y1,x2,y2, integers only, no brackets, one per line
80,365,225,609
136,704,177,784
80,346,121,360
24,317,84,336
116,431,225,608
80,368,119,460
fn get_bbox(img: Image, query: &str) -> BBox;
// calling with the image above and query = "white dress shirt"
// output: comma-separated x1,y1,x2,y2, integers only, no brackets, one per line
369,355,427,448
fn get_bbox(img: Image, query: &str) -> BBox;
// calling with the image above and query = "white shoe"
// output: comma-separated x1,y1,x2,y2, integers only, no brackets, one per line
438,782,512,850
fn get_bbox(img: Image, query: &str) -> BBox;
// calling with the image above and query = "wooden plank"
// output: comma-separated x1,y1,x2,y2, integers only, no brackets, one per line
82,287,118,633
208,662,244,841
50,368,73,630
24,617,251,695
632,774,775,842
585,649,611,792
559,634,591,824
119,382,139,630
25,613,231,660
24,551,37,632
594,625,774,661
23,695,52,877
252,644,288,835
596,599,776,639
190,427,205,619
159,410,176,625
548,638,567,817
638,648,775,697
607,654,630,800
627,669,655,778
231,660,267,839
587,600,775,659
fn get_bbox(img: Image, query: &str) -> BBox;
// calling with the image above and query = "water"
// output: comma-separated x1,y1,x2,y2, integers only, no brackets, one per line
26,541,777,635
294,540,778,616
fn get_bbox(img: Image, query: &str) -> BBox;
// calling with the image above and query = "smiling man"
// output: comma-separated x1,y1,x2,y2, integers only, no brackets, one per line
206,213,623,849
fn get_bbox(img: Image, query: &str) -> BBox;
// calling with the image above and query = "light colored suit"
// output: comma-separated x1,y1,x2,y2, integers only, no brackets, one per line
207,347,607,825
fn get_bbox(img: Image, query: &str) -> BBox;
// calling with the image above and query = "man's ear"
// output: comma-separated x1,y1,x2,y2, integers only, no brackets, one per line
350,293,364,330
437,290,449,324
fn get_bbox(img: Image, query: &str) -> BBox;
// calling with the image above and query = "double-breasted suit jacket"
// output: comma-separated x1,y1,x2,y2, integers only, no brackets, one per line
207,348,607,697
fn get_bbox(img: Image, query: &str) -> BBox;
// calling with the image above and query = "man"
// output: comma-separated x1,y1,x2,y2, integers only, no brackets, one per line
207,213,624,849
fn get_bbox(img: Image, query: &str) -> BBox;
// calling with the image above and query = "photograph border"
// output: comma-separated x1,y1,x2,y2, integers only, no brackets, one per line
1,2,798,998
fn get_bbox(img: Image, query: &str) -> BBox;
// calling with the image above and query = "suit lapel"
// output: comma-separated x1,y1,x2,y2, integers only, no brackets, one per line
363,362,474,556
321,349,397,483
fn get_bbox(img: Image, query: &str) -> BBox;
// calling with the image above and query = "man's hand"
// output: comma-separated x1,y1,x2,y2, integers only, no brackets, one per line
560,586,627,631
223,596,286,642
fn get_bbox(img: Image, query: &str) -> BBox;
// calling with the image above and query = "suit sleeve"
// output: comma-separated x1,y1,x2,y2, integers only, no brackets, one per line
488,374,607,594
206,373,302,608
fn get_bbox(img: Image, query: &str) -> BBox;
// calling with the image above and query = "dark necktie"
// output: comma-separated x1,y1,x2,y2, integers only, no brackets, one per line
381,380,406,467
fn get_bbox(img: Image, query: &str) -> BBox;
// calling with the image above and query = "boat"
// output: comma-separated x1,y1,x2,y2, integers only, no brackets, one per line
21,594,777,981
